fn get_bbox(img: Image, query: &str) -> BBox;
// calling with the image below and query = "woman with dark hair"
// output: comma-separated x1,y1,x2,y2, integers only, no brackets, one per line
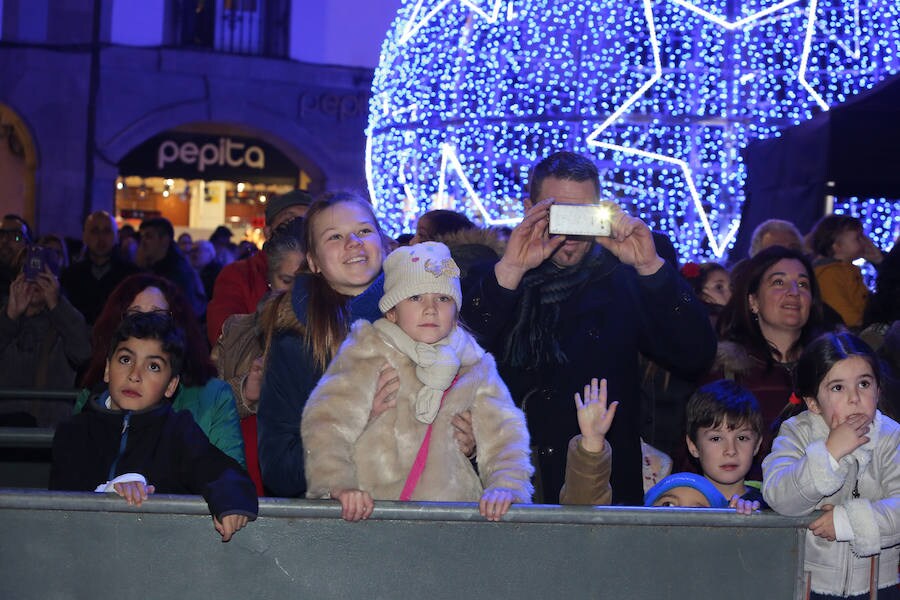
74,273,245,466
712,245,828,431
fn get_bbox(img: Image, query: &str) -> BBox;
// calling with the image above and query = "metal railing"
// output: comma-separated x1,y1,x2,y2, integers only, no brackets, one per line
0,490,811,599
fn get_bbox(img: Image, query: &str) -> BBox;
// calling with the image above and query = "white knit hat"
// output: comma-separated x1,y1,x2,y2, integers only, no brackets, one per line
379,242,462,313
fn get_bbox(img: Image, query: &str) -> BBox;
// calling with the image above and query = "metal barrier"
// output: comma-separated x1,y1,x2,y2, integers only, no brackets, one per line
0,490,811,599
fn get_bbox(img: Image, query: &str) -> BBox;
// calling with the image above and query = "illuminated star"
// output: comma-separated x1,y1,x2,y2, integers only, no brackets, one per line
436,143,520,226
399,0,505,45
586,0,828,257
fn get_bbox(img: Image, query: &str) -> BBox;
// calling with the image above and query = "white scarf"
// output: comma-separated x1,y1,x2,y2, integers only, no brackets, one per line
373,318,484,424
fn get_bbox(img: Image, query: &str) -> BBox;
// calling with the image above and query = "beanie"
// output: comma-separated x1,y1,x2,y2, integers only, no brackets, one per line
643,472,729,508
265,189,313,224
379,242,462,313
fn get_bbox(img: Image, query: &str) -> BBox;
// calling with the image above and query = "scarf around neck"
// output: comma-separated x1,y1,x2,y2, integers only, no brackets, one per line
502,244,611,368
373,318,484,424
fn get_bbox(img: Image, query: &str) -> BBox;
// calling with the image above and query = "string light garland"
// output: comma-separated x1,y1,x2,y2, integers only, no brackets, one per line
367,0,899,260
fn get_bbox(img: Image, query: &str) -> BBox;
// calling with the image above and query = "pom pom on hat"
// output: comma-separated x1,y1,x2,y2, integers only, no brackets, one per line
379,242,462,313
643,472,729,508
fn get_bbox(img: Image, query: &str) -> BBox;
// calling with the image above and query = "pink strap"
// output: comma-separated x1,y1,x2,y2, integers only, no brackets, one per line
399,377,459,501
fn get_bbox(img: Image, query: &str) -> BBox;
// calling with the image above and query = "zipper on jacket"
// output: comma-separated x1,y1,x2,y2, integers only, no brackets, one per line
107,412,132,481
840,460,861,597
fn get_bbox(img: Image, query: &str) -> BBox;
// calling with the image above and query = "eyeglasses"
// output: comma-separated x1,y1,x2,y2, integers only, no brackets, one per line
0,230,25,243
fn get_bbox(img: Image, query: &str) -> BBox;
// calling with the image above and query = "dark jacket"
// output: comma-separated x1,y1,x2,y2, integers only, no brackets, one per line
256,273,385,497
61,254,140,325
50,394,257,520
149,246,207,319
460,247,717,505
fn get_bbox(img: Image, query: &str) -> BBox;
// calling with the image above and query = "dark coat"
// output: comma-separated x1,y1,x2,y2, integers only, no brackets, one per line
460,248,717,505
50,396,258,520
256,273,385,498
61,254,139,325
149,245,207,319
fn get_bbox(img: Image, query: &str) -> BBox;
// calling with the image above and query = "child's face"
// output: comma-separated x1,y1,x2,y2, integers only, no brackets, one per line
832,228,865,261
104,337,180,412
806,356,878,427
651,487,711,508
386,293,457,344
306,201,385,297
687,421,761,494
701,270,732,306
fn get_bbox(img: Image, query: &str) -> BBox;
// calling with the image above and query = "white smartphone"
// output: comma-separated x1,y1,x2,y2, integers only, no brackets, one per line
548,202,616,237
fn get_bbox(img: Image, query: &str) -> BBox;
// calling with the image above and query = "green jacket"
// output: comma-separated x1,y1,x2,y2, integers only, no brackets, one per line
74,378,245,467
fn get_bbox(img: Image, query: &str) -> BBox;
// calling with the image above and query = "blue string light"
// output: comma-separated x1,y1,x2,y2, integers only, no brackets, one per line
367,0,899,261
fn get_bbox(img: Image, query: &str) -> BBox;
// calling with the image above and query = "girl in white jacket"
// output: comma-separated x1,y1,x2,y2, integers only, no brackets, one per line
302,242,533,522
762,332,900,599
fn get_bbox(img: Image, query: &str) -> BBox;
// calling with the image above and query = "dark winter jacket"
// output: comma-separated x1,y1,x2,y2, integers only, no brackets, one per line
461,247,716,505
50,394,257,520
61,254,140,325
256,272,385,497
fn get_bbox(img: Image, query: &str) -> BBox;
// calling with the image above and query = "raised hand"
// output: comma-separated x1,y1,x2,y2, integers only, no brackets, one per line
595,212,664,276
574,377,618,453
495,198,565,289
5,274,32,320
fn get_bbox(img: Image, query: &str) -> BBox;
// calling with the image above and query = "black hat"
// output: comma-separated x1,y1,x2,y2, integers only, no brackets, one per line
265,190,313,224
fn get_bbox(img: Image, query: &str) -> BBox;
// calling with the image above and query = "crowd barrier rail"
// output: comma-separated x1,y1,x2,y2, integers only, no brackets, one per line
0,489,811,599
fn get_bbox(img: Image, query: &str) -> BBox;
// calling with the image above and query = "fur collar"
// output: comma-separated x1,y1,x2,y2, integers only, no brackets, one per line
433,227,507,258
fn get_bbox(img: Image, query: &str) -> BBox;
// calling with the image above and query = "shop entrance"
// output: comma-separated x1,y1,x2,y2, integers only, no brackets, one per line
116,129,319,247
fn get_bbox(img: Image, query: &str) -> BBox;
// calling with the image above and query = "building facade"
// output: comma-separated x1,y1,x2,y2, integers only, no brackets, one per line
0,0,396,238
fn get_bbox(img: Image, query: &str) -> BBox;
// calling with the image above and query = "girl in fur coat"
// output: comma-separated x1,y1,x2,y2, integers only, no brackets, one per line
762,332,900,599
302,242,533,522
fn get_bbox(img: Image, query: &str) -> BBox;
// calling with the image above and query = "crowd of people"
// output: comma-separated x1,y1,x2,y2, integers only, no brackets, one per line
1,150,899,597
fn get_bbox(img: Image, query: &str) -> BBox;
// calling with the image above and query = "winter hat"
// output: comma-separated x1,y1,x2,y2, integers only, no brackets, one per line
265,189,313,224
379,242,462,313
643,472,729,508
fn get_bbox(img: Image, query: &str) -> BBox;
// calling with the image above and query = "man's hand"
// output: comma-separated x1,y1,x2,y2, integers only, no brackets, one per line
494,198,565,290
33,267,60,311
5,274,32,320
596,213,664,276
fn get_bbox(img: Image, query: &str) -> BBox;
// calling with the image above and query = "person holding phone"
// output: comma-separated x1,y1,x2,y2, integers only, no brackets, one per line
0,247,91,426
460,151,717,505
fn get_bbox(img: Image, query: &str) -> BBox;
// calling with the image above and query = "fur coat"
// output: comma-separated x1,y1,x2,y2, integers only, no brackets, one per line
301,320,533,503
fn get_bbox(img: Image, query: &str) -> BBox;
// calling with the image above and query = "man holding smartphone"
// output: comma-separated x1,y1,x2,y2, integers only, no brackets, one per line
460,151,717,505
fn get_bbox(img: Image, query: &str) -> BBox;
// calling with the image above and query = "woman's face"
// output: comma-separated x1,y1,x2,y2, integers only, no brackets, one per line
128,286,170,314
748,259,811,336
270,250,303,293
306,201,385,296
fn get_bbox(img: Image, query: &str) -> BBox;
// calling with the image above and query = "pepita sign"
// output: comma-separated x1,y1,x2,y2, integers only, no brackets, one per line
157,137,265,173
